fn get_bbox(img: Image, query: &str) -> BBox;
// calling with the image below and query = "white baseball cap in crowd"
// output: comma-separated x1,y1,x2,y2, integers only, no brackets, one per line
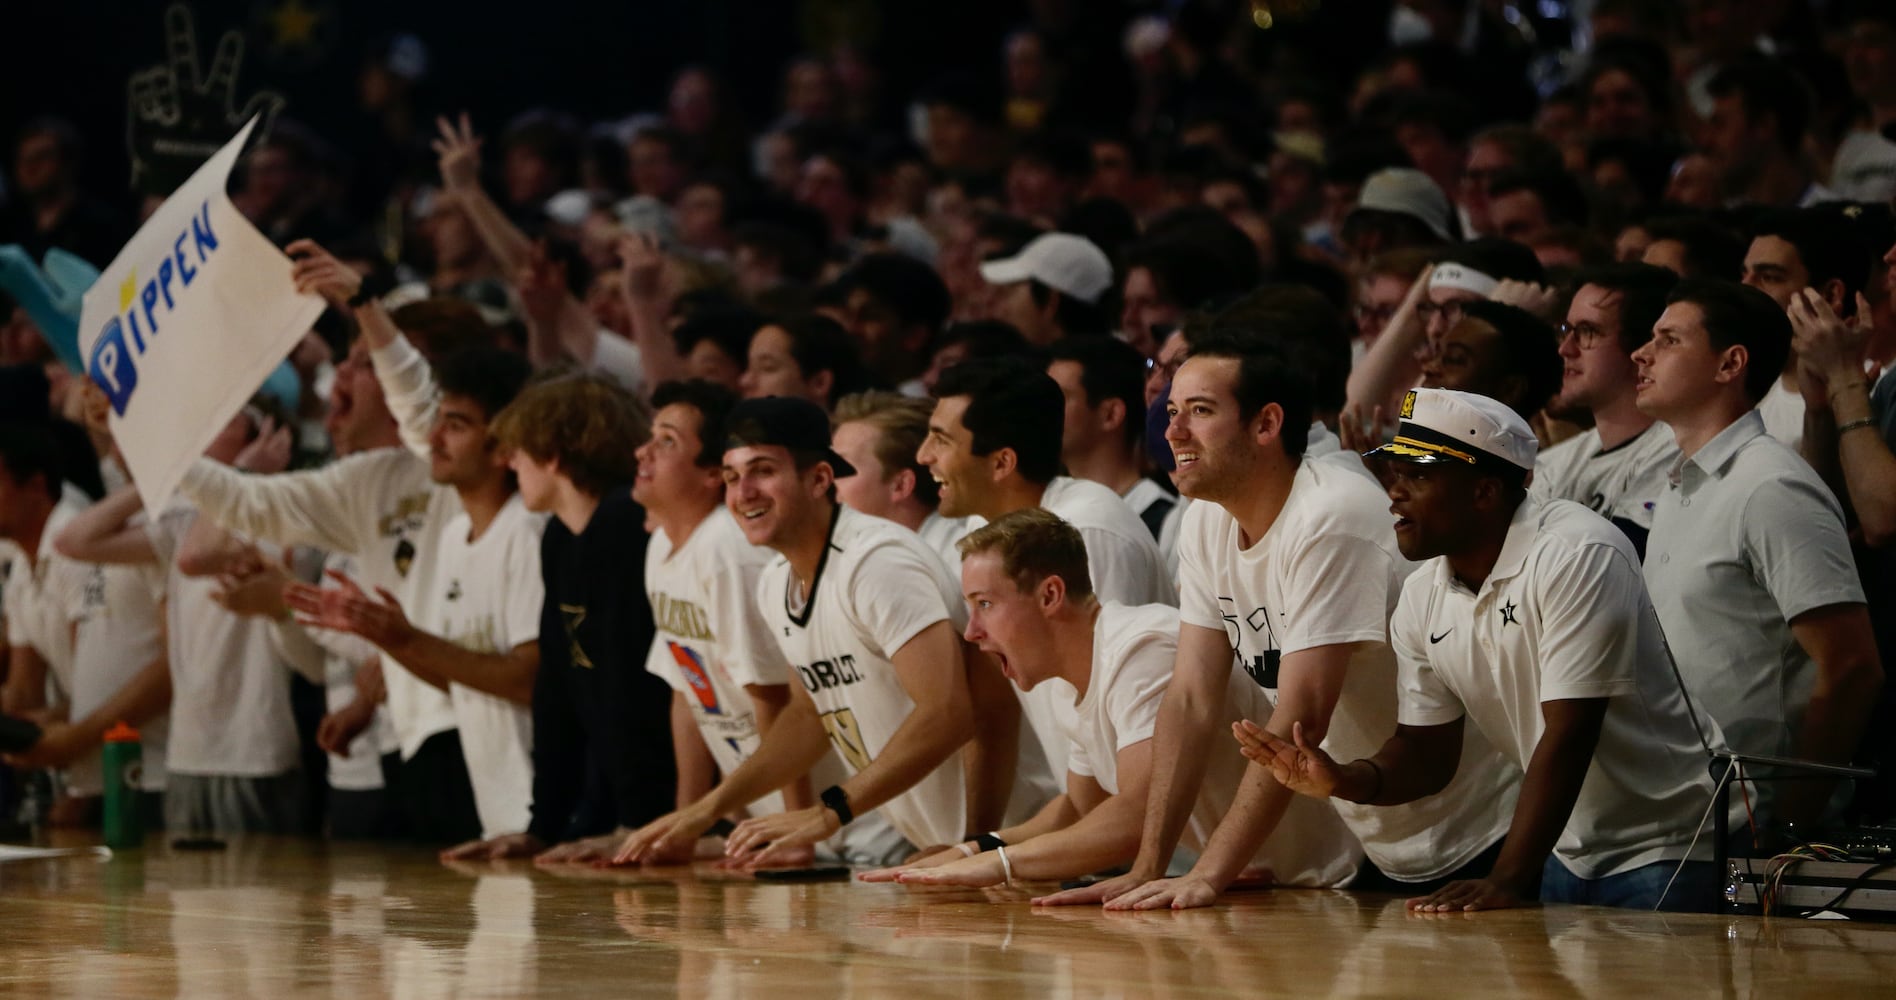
978,232,1114,304
1345,167,1453,242
1369,387,1538,471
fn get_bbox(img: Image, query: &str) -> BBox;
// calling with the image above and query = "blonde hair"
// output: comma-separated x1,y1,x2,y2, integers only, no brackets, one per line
831,391,939,507
956,508,1094,601
492,371,650,496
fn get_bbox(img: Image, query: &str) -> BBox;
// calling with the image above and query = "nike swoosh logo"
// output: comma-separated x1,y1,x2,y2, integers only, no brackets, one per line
1429,629,1453,644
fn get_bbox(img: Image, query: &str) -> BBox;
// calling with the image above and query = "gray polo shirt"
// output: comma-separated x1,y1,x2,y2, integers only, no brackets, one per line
1643,410,1864,762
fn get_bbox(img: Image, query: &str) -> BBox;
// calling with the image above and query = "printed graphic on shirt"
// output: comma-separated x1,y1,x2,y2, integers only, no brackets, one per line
670,641,722,714
652,592,715,642
376,492,431,577
794,654,865,693
561,603,592,668
819,706,872,770
1217,596,1282,690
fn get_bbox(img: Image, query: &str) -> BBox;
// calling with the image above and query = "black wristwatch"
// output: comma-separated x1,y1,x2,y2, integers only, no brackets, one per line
820,784,854,826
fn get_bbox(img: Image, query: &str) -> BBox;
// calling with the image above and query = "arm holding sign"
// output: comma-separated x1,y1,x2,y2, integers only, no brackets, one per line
288,241,436,461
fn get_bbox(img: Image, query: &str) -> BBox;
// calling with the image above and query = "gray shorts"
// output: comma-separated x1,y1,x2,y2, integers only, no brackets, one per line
164,770,308,836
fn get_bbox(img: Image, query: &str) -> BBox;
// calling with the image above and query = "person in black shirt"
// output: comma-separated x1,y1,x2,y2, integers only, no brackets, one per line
443,371,677,863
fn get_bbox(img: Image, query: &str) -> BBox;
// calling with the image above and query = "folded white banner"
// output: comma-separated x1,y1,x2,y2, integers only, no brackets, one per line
79,116,323,512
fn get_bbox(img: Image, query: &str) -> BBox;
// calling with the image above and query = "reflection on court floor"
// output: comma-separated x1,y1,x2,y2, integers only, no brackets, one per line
1,837,1892,998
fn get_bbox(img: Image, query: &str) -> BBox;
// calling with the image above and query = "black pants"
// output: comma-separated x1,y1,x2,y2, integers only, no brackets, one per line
382,730,482,845
1348,838,1517,896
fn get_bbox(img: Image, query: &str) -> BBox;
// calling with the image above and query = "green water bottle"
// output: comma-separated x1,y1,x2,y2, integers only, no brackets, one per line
102,722,144,850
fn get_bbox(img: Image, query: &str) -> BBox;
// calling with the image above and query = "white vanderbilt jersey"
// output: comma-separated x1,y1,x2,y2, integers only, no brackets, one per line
1070,603,1361,887
425,495,546,838
645,509,793,814
1175,460,1522,882
1529,424,1676,532
757,506,974,849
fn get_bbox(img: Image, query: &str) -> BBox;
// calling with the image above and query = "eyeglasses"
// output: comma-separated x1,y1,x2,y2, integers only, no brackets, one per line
1415,300,1466,324
1355,303,1397,324
1557,321,1612,350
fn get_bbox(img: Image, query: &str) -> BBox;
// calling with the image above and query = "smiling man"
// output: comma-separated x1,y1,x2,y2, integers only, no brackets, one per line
1038,332,1520,912
860,509,1357,891
615,396,1022,864
1250,387,1722,912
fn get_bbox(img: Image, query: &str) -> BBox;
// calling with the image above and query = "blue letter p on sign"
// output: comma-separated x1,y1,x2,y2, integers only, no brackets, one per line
90,318,139,415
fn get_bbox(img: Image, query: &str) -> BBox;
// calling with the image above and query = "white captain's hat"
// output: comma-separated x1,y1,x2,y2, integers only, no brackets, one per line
1369,388,1537,472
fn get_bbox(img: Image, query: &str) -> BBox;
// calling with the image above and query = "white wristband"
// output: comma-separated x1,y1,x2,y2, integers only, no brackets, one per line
957,842,977,858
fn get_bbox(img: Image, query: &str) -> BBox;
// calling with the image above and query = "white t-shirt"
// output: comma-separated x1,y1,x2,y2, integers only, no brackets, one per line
645,508,791,811
1398,497,1718,879
1831,129,1896,202
67,555,171,794
1039,476,1174,608
1529,423,1677,534
922,479,1170,781
1068,603,1361,887
916,511,975,581
1175,460,1521,881
758,506,1030,848
1307,423,1379,485
145,503,300,777
418,496,545,838
177,449,462,761
1755,380,1804,453
3,500,82,707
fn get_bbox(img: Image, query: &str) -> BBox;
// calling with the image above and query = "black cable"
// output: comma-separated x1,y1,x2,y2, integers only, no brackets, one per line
1796,861,1896,918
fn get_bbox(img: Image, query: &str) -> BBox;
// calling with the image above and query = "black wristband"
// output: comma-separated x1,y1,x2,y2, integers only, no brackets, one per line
706,818,736,838
819,784,853,826
345,286,374,309
972,832,1006,852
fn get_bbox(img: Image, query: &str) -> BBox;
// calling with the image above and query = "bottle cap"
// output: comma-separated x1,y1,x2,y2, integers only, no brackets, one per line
104,721,140,743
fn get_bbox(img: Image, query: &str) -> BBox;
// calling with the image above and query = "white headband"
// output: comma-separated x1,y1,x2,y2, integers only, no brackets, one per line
1429,262,1498,297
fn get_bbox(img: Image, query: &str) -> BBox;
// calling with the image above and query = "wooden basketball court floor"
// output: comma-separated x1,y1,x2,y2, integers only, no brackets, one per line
2,836,1893,998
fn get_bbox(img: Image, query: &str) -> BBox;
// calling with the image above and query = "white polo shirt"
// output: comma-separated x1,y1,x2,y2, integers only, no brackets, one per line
1398,496,1717,879
1644,409,1865,762
1069,602,1361,887
1176,458,1521,882
1529,422,1676,537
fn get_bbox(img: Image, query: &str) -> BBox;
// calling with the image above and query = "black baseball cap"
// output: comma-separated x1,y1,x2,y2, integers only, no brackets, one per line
724,396,858,477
